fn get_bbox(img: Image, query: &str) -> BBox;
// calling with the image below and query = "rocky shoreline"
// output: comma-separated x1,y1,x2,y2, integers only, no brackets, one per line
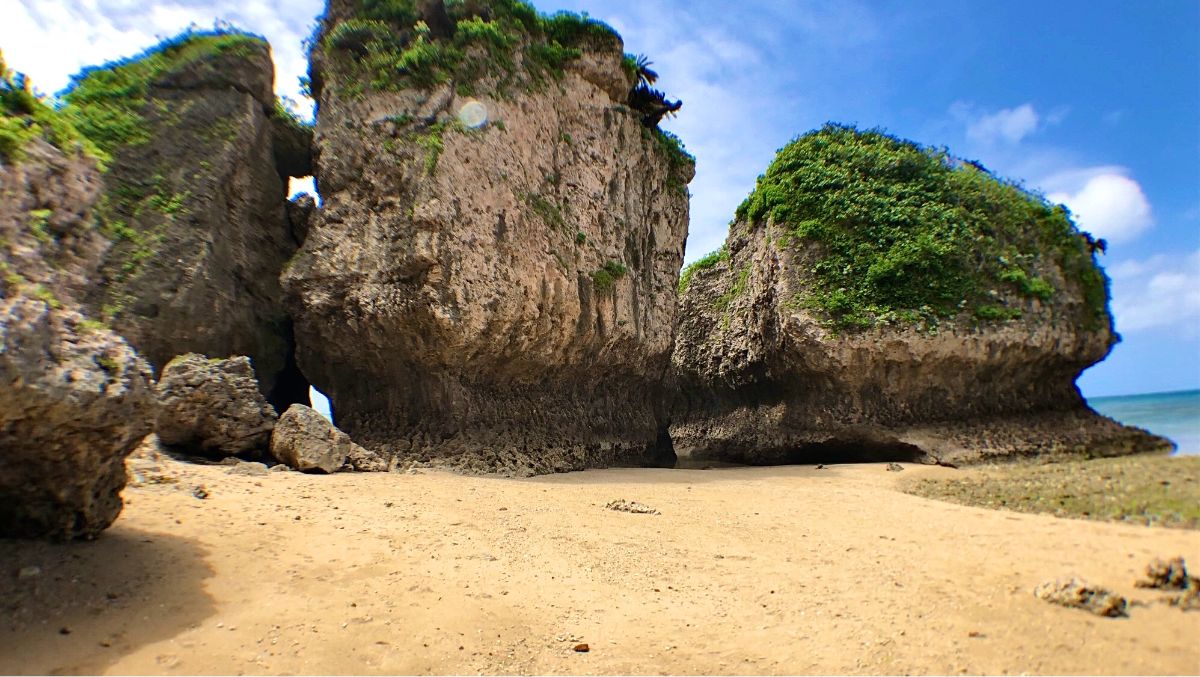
0,0,1169,540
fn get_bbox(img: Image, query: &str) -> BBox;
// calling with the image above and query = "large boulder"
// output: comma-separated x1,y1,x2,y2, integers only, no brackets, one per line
283,2,692,475
271,404,372,473
0,91,156,539
671,125,1170,466
155,353,277,458
63,31,313,410
0,297,156,540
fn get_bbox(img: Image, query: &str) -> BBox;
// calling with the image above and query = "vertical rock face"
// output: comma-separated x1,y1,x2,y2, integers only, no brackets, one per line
1,124,156,538
65,32,313,410
284,1,693,474
672,126,1169,466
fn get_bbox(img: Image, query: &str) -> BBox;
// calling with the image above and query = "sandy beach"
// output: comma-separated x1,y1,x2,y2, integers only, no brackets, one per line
2,449,1198,676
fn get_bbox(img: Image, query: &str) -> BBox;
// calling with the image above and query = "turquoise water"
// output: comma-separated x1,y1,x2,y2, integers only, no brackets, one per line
1087,389,1200,456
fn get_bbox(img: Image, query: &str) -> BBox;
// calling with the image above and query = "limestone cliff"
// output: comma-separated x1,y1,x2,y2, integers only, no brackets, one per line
671,125,1169,465
284,0,693,474
1,91,156,538
63,31,313,410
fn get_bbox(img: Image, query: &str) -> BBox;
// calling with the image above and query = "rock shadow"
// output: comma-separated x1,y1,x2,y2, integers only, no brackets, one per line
0,527,215,675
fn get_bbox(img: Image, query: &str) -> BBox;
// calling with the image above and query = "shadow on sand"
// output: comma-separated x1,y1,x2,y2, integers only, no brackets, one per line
0,526,215,675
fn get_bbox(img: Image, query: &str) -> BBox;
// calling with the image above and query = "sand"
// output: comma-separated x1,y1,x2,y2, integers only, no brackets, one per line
2,449,1198,676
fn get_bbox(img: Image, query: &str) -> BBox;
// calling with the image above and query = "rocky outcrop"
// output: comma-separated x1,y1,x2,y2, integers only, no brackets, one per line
0,298,156,539
671,127,1169,466
65,32,312,410
283,2,693,475
1,127,156,538
154,353,277,458
271,404,370,473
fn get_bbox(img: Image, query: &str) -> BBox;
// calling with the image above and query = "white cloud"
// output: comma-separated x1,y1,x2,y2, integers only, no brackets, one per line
1045,169,1154,243
952,102,1042,145
1109,250,1200,334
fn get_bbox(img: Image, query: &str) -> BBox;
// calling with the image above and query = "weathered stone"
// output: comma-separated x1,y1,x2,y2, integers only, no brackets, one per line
70,34,311,411
155,353,277,458
671,132,1170,467
284,2,692,475
270,404,362,473
1034,578,1127,617
0,296,156,540
286,193,316,245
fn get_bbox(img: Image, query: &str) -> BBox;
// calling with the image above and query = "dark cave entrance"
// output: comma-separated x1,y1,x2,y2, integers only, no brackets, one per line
775,438,929,465
673,436,930,469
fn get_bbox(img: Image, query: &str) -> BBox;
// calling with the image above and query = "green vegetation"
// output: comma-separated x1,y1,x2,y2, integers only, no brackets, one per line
906,455,1200,530
27,209,52,242
575,231,586,245
61,29,265,157
735,124,1109,330
521,190,565,230
1,51,104,165
591,260,627,294
678,247,728,294
651,127,694,177
324,0,620,95
76,318,109,333
715,264,750,312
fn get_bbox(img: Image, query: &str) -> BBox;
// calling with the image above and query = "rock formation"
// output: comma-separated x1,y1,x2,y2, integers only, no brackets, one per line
1,92,156,538
283,1,693,474
671,125,1170,466
155,353,278,458
62,31,313,410
271,404,379,473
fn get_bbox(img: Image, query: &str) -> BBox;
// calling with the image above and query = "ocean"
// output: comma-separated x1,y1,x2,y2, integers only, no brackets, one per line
1087,389,1200,456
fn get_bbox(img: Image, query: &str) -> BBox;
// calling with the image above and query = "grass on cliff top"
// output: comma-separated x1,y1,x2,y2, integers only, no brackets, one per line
735,123,1108,331
323,0,623,95
905,454,1200,530
60,28,266,157
0,51,104,165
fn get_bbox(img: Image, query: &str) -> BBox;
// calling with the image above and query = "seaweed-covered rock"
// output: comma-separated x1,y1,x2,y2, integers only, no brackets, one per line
155,353,277,457
270,404,366,473
283,1,692,475
63,31,312,410
0,296,156,539
671,125,1169,466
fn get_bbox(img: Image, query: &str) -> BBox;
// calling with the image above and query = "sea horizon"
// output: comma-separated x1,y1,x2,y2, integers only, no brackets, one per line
1086,388,1200,456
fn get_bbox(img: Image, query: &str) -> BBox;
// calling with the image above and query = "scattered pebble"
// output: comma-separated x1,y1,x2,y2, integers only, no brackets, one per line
1034,577,1127,617
17,565,41,579
816,464,827,470
573,643,589,653
886,463,904,472
192,485,209,500
605,499,659,515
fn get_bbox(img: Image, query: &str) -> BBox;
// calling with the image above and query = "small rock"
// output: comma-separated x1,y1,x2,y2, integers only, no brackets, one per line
573,643,590,653
17,566,41,579
1167,586,1200,612
1135,557,1190,590
605,499,659,515
192,485,209,500
886,462,904,472
269,464,290,473
816,464,827,470
226,461,269,476
1034,577,1127,617
59,627,71,635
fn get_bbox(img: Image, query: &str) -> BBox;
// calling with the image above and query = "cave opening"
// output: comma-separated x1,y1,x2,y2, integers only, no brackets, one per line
775,438,929,465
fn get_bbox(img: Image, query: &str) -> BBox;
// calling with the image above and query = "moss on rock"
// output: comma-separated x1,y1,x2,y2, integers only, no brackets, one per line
735,124,1109,330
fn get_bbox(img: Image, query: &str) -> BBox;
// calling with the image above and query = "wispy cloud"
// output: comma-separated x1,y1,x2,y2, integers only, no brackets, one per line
949,102,1054,145
1109,250,1200,334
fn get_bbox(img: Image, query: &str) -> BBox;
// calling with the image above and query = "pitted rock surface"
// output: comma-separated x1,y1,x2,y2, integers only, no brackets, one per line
155,353,277,458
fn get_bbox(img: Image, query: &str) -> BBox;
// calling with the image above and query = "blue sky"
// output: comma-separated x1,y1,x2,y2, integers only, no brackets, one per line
2,0,1197,399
